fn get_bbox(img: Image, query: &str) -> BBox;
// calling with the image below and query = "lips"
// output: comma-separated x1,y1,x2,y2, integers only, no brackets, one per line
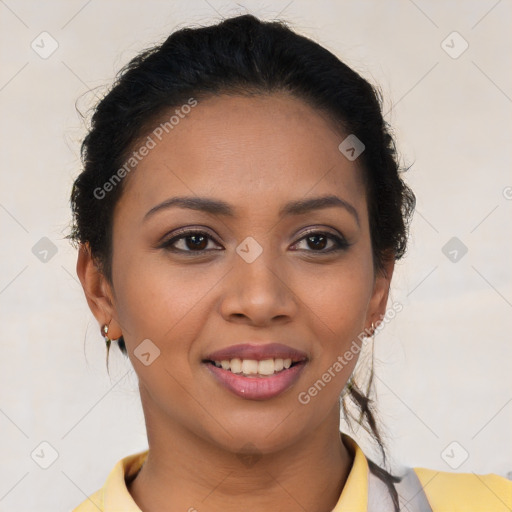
205,343,308,362
203,343,308,400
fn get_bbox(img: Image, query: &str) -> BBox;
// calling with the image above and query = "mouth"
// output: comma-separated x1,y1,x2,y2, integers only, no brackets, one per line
202,343,308,400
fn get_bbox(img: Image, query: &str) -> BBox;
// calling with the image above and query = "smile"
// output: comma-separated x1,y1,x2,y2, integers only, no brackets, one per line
203,343,308,400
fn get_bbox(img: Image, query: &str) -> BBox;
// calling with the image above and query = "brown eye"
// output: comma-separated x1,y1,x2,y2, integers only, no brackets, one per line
305,234,328,250
182,233,208,251
292,231,349,253
160,230,222,253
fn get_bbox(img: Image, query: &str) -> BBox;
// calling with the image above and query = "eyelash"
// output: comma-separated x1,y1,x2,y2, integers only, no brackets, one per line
159,228,350,255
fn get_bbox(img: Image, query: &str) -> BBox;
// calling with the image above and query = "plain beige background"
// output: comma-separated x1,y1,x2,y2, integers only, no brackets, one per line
0,1,511,510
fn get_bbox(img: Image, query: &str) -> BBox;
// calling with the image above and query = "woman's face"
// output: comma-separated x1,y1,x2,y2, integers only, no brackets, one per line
82,92,393,454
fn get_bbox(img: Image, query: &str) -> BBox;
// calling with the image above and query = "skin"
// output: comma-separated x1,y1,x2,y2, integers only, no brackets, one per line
77,92,394,512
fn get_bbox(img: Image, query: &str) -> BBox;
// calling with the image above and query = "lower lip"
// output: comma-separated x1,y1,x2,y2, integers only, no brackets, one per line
205,362,307,400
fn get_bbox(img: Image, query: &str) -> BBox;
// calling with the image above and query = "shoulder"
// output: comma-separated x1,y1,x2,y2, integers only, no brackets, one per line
413,466,512,512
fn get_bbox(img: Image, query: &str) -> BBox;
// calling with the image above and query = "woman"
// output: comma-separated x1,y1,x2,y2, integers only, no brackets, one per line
69,14,511,512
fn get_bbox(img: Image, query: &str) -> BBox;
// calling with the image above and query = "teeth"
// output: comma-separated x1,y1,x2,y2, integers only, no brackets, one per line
212,358,297,376
257,359,275,376
241,359,258,375
230,358,242,374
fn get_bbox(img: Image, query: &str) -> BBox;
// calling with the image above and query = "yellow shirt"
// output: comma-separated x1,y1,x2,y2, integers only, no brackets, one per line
72,433,512,511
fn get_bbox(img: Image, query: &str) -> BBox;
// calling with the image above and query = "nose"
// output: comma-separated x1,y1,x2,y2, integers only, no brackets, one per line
219,245,298,326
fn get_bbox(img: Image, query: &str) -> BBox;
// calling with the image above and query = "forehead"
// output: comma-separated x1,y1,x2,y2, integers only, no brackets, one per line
118,93,366,218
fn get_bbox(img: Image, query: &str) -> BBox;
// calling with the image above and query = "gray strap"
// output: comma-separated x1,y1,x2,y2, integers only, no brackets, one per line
368,466,433,512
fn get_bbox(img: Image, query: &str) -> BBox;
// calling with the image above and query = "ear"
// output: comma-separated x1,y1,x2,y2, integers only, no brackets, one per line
365,257,395,332
76,243,123,340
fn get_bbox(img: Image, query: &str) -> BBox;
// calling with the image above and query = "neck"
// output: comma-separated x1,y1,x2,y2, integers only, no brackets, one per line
129,394,353,512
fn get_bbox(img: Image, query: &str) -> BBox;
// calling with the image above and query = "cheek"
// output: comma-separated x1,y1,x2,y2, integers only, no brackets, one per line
111,247,224,352
305,276,369,332
294,269,372,414
295,245,374,386
301,255,374,340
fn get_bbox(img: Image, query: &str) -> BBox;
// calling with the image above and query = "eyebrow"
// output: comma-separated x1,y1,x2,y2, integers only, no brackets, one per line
143,194,359,225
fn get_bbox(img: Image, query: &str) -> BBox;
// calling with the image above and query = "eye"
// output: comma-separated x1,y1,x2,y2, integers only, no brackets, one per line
159,229,222,254
291,230,349,253
159,228,350,255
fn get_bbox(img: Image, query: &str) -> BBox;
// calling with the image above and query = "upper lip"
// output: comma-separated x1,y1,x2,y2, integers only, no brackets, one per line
205,343,308,362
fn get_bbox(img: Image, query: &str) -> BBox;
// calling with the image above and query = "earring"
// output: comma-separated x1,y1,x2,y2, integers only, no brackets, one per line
364,321,375,339
103,323,113,369
102,324,112,370
102,324,111,350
